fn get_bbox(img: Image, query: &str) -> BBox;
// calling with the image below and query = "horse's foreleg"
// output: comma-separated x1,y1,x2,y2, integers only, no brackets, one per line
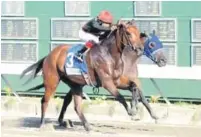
73,90,90,131
138,88,158,120
129,81,139,116
130,90,139,116
103,79,133,116
58,90,73,127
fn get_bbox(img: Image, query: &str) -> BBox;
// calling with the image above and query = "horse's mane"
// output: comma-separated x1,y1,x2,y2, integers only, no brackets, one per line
98,29,117,48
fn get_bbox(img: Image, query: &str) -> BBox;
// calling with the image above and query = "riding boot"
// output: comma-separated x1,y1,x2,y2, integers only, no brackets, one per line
75,41,94,62
75,46,88,62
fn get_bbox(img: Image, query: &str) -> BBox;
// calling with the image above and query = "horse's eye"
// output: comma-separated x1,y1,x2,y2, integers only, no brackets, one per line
149,42,155,48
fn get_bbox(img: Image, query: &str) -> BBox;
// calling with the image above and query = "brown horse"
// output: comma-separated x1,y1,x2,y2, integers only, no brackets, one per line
21,21,167,131
21,20,145,131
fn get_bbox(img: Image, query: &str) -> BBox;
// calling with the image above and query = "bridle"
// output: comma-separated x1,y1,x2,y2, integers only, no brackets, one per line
117,24,142,53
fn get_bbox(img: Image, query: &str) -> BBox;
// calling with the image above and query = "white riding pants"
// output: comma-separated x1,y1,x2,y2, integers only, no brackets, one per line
79,29,99,43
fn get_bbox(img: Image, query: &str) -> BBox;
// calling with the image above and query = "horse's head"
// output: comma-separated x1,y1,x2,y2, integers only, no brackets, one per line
116,19,143,56
141,30,167,67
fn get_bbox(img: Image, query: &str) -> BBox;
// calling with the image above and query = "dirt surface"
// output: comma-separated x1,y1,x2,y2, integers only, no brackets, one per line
1,96,201,137
1,116,201,137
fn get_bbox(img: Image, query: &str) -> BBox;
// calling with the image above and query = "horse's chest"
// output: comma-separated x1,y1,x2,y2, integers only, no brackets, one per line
113,60,123,79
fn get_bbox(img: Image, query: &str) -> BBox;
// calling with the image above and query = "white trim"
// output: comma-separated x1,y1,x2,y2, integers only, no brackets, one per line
137,65,201,80
64,1,91,17
1,63,34,75
134,1,162,17
50,41,85,51
1,17,39,39
51,17,92,40
191,43,201,67
1,1,25,17
191,18,201,42
122,18,177,42
1,41,39,63
1,63,201,80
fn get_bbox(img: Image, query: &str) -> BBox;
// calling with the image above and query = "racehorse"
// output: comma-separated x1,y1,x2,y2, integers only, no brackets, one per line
20,20,166,131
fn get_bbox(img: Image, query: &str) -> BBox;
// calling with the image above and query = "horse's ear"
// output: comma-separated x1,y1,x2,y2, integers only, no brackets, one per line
130,19,136,26
126,19,136,26
152,30,156,35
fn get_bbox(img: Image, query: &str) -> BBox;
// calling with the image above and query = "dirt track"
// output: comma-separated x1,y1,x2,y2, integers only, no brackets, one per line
1,116,201,137
1,96,201,137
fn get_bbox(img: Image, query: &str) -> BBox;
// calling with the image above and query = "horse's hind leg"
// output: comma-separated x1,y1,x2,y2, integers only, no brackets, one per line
40,79,59,127
73,88,90,131
58,90,73,127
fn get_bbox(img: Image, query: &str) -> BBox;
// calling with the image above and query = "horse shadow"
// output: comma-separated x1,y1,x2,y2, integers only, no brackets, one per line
7,116,130,133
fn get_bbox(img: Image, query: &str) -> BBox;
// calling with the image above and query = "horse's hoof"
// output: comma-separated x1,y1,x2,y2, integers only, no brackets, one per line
151,115,159,124
59,120,74,128
40,123,54,131
131,115,141,121
59,121,67,127
40,124,45,129
84,123,91,132
128,109,135,116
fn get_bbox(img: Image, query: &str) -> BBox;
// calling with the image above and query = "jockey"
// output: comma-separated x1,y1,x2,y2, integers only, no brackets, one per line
75,10,116,61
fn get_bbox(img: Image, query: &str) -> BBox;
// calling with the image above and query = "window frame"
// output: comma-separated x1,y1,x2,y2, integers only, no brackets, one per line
1,1,25,17
122,18,177,42
1,17,39,40
1,41,39,64
51,17,92,40
134,1,162,17
50,41,85,51
64,1,91,17
191,44,201,67
191,18,201,42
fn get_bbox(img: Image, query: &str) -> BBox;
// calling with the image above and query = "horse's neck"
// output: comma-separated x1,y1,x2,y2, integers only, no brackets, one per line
121,47,139,79
96,34,122,63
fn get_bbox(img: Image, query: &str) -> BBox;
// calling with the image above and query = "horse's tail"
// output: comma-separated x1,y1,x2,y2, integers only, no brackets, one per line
20,56,46,85
24,83,45,92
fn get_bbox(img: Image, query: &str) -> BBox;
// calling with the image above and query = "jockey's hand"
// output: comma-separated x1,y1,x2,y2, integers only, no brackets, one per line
111,25,117,31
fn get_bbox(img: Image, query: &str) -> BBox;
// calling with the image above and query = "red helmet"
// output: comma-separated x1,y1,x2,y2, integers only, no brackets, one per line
98,10,113,24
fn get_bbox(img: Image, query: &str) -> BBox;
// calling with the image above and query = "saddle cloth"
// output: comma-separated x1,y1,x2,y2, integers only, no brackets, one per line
65,44,88,75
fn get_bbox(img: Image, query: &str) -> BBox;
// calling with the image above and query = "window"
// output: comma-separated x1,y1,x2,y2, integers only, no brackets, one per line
1,41,38,63
50,42,84,51
191,44,201,66
1,18,38,39
122,18,177,42
65,1,90,16
191,18,201,42
1,1,25,16
51,18,91,40
134,1,161,16
139,43,177,66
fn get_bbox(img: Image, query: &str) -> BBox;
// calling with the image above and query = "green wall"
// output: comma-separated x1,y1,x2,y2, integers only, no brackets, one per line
1,1,201,101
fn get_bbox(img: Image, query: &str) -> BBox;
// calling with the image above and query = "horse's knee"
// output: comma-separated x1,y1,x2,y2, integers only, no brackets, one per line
116,93,126,103
41,95,51,105
74,106,82,115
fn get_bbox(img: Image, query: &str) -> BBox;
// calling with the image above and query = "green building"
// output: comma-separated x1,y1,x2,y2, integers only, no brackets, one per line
1,1,201,101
